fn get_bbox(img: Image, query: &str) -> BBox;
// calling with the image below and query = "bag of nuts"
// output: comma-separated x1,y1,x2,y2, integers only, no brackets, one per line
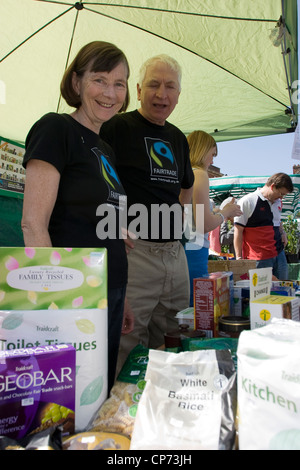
88,345,149,438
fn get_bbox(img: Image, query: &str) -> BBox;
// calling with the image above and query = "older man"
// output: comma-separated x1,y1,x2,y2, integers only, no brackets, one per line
101,54,194,370
234,173,294,280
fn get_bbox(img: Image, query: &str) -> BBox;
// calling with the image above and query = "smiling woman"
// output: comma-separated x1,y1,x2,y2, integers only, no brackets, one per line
21,41,134,394
59,41,130,134
60,41,130,113
70,64,128,134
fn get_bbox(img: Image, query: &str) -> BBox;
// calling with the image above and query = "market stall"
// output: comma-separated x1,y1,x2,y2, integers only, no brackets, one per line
0,255,300,450
0,0,299,452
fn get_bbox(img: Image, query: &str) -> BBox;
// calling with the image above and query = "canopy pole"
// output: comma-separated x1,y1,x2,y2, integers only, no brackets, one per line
280,0,297,127
56,3,82,112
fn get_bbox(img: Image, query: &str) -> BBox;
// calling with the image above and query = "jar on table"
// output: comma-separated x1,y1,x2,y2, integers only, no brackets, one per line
218,316,250,339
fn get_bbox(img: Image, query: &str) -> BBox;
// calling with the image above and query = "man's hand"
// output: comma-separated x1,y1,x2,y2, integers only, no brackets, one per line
121,227,136,254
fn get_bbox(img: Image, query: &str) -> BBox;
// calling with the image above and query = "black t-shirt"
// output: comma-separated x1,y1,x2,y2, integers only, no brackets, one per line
101,110,194,241
23,113,127,288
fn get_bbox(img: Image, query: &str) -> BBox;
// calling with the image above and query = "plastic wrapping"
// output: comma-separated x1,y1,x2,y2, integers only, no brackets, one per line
131,349,237,450
238,319,300,450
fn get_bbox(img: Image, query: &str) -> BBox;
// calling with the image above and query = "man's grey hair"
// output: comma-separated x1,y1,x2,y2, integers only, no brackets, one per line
138,54,182,90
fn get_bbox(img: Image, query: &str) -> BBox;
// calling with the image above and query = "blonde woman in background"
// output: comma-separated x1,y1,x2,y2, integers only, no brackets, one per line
184,130,242,306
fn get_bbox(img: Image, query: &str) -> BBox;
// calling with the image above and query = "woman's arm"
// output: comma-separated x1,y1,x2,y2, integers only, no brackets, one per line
21,159,61,247
192,169,212,233
193,169,243,234
193,169,242,233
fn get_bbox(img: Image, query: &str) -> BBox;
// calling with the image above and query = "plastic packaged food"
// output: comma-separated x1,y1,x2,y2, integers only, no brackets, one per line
62,431,130,450
131,349,237,450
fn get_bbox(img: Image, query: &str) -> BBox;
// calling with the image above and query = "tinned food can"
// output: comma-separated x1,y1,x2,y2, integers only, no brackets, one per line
218,315,250,338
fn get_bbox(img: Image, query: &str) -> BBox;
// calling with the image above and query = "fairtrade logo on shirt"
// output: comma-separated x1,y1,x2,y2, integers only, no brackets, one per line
145,137,179,182
92,147,125,207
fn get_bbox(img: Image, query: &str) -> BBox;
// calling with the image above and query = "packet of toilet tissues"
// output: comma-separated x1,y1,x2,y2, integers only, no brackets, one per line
0,247,108,431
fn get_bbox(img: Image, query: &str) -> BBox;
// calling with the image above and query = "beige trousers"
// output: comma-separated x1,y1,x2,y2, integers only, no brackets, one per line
117,239,190,373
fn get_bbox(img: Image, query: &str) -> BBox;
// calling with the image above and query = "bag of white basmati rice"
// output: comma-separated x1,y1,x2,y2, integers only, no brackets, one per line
131,348,237,450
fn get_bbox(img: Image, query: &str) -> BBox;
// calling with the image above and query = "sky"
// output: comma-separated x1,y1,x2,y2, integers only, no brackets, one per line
216,132,299,177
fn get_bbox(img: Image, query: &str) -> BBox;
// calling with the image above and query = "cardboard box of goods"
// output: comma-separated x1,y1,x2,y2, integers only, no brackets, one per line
233,286,250,316
194,272,230,337
0,247,107,310
0,344,76,440
279,280,300,295
248,266,299,329
250,294,300,329
271,286,293,296
208,259,257,282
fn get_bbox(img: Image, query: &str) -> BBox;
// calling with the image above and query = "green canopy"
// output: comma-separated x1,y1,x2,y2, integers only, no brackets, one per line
0,0,298,144
209,174,300,217
0,1,298,247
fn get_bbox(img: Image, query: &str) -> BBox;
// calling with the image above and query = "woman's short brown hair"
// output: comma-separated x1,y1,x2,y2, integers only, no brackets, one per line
60,41,130,111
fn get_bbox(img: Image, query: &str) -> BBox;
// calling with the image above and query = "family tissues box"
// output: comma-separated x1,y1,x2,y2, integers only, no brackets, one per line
0,247,108,431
